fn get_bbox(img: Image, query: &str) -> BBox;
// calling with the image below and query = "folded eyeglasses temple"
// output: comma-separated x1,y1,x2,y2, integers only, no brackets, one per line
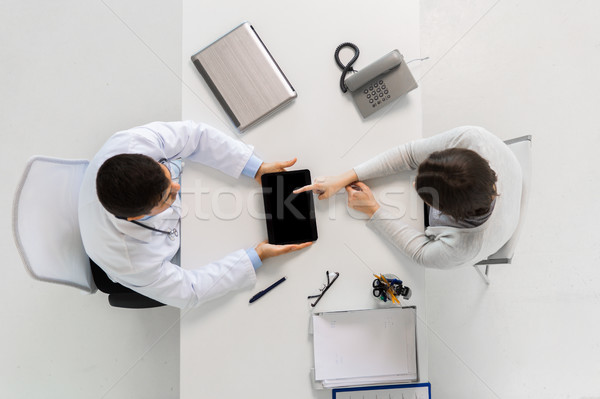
307,271,339,307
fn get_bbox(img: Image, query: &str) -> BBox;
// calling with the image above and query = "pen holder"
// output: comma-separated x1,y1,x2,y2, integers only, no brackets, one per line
372,274,412,304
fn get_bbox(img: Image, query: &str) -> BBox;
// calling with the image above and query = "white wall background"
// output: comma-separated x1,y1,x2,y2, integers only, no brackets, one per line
2,0,599,398
1,1,182,398
421,1,600,398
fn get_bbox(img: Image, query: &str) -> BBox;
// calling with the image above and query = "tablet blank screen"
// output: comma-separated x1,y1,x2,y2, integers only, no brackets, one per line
261,170,318,245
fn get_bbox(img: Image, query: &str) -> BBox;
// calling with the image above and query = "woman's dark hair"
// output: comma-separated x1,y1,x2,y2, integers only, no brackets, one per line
96,154,170,218
415,148,498,221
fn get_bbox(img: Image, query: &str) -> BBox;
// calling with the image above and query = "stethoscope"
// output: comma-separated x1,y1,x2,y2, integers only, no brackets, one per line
129,219,179,241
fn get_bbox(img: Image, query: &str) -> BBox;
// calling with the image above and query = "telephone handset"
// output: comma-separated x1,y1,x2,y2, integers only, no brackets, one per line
335,43,418,118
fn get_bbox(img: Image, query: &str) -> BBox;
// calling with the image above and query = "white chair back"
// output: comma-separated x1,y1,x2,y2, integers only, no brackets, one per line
488,135,532,262
12,156,96,293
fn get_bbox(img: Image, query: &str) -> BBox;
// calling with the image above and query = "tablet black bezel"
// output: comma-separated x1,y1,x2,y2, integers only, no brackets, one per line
261,169,318,245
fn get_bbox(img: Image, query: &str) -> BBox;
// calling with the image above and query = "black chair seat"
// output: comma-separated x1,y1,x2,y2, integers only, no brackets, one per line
89,259,165,308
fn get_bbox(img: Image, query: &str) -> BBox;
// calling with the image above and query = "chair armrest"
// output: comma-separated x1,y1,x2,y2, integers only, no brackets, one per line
474,257,512,266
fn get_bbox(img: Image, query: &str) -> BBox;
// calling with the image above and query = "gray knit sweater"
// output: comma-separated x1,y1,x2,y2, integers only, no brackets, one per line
353,126,522,269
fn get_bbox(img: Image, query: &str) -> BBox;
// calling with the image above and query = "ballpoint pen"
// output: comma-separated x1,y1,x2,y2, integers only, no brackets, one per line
249,276,286,303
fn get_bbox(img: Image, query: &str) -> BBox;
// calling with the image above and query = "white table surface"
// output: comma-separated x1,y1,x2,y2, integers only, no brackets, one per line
180,1,426,397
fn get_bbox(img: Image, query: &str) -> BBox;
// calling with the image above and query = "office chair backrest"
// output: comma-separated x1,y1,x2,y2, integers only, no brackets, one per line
12,156,96,293
487,135,532,262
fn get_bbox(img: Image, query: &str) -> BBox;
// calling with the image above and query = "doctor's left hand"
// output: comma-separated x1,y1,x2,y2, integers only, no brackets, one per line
255,240,313,261
255,158,297,184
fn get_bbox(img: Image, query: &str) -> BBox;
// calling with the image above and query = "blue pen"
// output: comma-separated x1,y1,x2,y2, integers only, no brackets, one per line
249,276,287,303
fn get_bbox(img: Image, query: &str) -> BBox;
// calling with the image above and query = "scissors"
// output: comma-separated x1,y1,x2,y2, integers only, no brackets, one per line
372,274,411,303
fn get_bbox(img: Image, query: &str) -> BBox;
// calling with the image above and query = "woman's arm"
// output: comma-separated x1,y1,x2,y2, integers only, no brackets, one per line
293,169,359,199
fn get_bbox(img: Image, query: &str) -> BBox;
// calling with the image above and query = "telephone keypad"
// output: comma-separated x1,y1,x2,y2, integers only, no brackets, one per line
363,79,392,108
350,57,419,118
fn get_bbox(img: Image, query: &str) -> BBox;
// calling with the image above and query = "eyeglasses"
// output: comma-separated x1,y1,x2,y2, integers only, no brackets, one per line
157,158,183,208
159,158,182,181
307,271,339,307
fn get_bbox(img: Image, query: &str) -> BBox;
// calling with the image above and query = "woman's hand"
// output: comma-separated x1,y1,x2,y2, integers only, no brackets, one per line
293,170,358,200
255,240,313,261
255,158,297,184
345,182,380,217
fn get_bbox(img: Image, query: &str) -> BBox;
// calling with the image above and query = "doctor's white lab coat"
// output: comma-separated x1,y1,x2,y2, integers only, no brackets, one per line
78,121,257,309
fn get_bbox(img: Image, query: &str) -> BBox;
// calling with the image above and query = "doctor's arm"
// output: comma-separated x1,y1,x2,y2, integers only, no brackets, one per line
117,243,311,309
255,240,313,260
108,249,258,309
254,158,297,184
133,120,255,178
137,121,299,182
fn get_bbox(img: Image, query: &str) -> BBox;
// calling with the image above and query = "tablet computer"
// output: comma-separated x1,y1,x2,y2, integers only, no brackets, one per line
261,170,318,245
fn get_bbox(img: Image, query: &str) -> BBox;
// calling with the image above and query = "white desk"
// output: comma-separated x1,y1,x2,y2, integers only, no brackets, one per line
180,1,426,397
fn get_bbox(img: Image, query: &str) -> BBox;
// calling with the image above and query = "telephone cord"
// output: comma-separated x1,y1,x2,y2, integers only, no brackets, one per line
334,42,360,93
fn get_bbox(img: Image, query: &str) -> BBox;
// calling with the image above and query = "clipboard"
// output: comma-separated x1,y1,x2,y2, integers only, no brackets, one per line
311,307,418,388
332,382,431,399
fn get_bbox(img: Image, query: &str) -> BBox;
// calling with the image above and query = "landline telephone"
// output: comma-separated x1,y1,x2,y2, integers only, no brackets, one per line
334,43,418,118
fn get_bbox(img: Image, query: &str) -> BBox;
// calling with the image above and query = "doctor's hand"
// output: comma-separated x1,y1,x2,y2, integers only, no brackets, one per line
255,158,297,184
346,182,380,218
255,240,313,261
293,170,359,200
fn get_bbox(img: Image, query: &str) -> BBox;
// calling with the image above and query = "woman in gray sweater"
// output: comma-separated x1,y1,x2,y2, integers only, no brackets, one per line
295,126,522,269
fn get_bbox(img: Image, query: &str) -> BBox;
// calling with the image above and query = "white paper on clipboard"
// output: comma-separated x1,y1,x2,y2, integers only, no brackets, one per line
312,307,417,384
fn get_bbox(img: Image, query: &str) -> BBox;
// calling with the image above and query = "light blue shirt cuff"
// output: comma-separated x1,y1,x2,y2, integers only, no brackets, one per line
245,248,263,270
241,154,263,178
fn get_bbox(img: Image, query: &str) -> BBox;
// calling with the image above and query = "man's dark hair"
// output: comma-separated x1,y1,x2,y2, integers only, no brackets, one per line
96,154,170,218
415,148,498,221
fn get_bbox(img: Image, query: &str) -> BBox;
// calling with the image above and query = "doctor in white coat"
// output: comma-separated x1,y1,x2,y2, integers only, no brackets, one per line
79,120,312,309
